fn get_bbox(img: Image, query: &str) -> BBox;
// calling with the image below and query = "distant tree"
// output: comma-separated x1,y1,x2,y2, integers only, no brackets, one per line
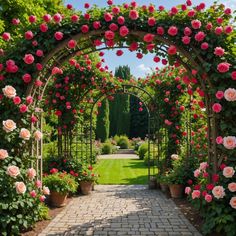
96,99,110,142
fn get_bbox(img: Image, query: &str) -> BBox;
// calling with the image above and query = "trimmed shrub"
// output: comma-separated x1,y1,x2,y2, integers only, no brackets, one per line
117,135,129,149
102,142,113,154
138,143,148,159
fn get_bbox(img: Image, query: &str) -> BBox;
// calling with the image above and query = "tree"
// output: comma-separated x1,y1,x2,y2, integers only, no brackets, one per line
96,99,110,142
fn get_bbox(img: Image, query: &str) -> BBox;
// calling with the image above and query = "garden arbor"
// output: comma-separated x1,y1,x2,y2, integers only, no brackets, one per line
0,1,236,234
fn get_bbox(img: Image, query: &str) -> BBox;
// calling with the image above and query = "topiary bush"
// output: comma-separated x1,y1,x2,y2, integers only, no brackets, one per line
102,142,113,154
138,143,148,159
117,135,129,149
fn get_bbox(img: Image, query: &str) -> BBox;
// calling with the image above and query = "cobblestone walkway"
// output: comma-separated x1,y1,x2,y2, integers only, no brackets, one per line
39,185,201,236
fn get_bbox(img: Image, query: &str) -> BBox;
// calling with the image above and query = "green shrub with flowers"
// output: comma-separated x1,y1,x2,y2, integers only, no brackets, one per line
43,172,78,194
185,162,236,235
79,165,98,183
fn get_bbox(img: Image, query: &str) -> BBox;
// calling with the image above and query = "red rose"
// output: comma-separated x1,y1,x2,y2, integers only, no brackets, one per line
143,34,155,43
81,25,89,33
129,10,139,20
68,40,77,49
23,54,34,64
71,15,79,23
117,16,125,25
2,32,11,41
40,23,48,32
93,21,101,29
22,73,32,83
168,26,178,36
25,31,34,40
217,62,231,73
119,26,129,37
54,31,63,40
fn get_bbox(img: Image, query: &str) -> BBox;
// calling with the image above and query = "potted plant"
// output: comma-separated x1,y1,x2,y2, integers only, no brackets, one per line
79,165,98,195
43,172,78,207
159,173,169,193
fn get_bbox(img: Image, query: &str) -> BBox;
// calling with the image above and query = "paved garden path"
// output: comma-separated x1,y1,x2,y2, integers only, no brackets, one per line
39,185,201,236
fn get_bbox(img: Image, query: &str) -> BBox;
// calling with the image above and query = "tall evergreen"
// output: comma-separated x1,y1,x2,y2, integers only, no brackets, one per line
96,99,110,142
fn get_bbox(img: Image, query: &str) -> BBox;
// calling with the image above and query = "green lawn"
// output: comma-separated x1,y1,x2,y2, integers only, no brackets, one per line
94,159,148,185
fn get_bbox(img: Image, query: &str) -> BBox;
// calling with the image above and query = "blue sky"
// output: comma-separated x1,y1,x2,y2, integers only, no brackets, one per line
64,0,235,78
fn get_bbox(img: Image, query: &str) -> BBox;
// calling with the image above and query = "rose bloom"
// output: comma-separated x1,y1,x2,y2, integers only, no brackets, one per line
215,26,223,35
54,31,63,40
184,27,192,36
68,39,77,49
216,136,223,144
3,119,16,132
229,197,236,209
15,182,26,194
228,182,236,192
157,26,164,35
19,128,31,140
109,23,118,31
71,14,79,23
217,62,231,73
40,23,48,32
117,16,125,25
194,169,200,177
168,26,178,36
104,13,113,22
35,180,42,188
19,104,28,113
22,73,32,83
143,34,155,43
2,85,16,98
199,162,208,171
201,42,209,50
182,36,191,45
214,47,225,56
7,165,20,178
167,45,177,55
231,71,236,80
223,166,235,178
191,19,201,29
212,186,225,199
224,88,236,101
43,14,51,22
53,13,62,23
225,25,233,34
25,31,34,40
223,136,236,149
27,168,36,180
192,190,201,199
148,17,156,26
43,186,50,195
205,194,212,203
119,26,129,37
30,190,37,198
34,130,43,141
39,195,46,202
194,31,205,41
216,91,224,99
0,149,8,160
129,10,139,20
23,54,34,64
185,187,191,195
105,30,115,40
2,32,11,41
93,21,101,30
81,25,89,33
212,103,222,113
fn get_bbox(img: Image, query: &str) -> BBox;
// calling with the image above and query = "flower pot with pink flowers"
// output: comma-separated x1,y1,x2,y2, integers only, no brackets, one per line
43,172,78,207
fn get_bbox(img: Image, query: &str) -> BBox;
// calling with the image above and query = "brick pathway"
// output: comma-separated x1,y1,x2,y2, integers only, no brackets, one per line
39,185,201,236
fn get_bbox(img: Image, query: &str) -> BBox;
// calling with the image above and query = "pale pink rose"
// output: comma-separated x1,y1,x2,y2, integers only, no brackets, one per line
199,162,208,171
43,186,50,195
27,168,36,180
205,194,212,203
15,182,26,194
216,136,223,144
224,88,236,101
194,169,201,177
34,130,43,141
19,128,31,140
2,85,16,98
228,182,236,192
0,149,8,160
185,187,191,195
35,180,42,188
3,119,16,132
39,195,46,202
229,197,236,209
223,166,235,178
223,136,236,149
6,165,20,178
212,186,225,199
192,190,201,199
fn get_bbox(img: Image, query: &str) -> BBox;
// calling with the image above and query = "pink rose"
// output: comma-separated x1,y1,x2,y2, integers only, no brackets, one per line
188,10,195,17
40,23,48,32
19,128,31,140
184,27,192,36
191,20,201,29
224,88,236,101
81,25,89,33
217,62,231,73
27,168,36,180
23,54,34,64
109,23,118,31
223,136,236,149
3,119,16,132
93,21,101,29
228,183,236,192
112,6,120,15
194,169,200,177
168,26,178,36
143,34,155,43
15,182,26,194
104,13,113,22
7,166,20,178
43,14,52,22
12,18,20,25
54,32,63,40
148,17,156,26
214,47,225,56
192,190,201,199
2,32,11,41
119,26,129,37
185,187,191,195
0,149,8,160
212,186,225,199
105,30,115,40
35,180,42,188
68,40,77,49
2,85,16,98
53,13,62,23
39,195,46,202
29,15,36,23
215,91,224,100
182,36,191,45
223,167,235,178
43,186,50,195
117,16,125,25
199,162,208,171
167,45,177,55
25,31,34,40
216,136,223,144
34,130,43,141
201,42,209,50
71,14,79,23
225,26,233,34
205,194,212,203
231,71,236,80
157,27,164,35
230,197,236,209
215,26,223,35
26,96,33,104
30,190,37,198
129,10,139,20
36,50,43,57
194,31,206,41
212,103,222,113
22,74,32,83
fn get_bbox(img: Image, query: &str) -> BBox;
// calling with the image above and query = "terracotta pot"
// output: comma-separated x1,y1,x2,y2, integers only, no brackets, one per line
169,184,184,198
80,181,93,195
50,191,67,207
160,183,169,193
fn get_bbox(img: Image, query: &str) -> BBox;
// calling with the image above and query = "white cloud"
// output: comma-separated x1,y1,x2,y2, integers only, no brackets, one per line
137,64,152,73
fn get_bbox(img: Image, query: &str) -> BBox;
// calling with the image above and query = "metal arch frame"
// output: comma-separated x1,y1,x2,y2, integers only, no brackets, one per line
89,84,160,185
